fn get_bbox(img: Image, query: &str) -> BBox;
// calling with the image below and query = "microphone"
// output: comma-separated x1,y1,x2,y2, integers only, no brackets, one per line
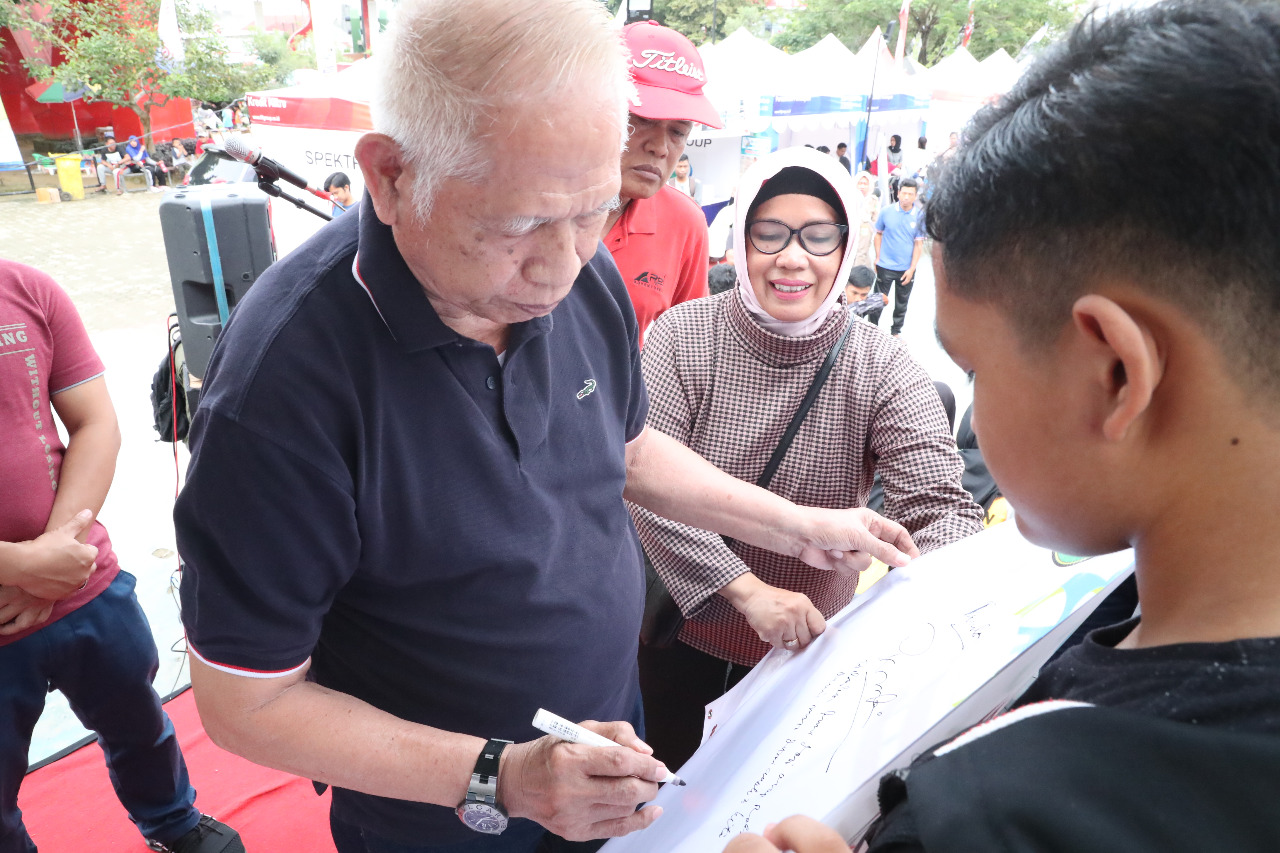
224,136,319,196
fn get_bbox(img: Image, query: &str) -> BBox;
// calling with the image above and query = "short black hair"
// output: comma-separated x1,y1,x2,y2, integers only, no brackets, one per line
816,145,830,154
708,262,737,295
324,171,351,192
917,136,927,149
927,0,1280,393
836,143,847,152
847,265,876,288
899,178,918,191
677,153,690,163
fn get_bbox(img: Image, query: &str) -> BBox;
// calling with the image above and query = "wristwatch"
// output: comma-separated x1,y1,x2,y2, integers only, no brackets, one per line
456,738,512,835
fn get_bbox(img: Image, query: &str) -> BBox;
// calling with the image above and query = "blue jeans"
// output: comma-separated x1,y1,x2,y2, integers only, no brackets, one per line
0,572,200,852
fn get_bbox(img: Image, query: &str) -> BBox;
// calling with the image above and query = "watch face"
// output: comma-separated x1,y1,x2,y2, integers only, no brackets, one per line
458,802,508,835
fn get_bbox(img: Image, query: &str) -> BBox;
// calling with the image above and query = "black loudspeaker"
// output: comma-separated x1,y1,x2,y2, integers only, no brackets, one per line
159,187,274,392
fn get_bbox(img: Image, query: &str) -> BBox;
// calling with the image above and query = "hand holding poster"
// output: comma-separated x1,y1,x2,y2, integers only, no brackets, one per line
603,524,1134,851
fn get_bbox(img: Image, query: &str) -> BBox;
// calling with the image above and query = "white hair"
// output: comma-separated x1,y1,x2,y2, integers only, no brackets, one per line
372,0,632,221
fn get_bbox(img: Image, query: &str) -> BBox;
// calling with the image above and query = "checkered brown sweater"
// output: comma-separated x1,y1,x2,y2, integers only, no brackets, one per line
630,290,984,665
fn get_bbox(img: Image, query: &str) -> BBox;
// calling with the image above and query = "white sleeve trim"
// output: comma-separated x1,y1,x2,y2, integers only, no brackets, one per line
188,642,310,680
934,699,1094,758
50,370,106,396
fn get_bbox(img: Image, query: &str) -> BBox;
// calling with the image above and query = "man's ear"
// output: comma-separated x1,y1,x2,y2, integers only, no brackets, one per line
355,133,407,227
1071,294,1164,442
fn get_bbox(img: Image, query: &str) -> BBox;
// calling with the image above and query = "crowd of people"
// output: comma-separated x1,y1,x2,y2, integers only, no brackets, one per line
3,0,1279,852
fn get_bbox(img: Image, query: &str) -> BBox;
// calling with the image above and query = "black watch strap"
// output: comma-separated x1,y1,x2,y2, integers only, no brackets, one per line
473,738,511,783
466,738,513,806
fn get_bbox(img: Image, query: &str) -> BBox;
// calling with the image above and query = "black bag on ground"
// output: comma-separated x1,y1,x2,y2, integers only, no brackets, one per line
150,347,189,443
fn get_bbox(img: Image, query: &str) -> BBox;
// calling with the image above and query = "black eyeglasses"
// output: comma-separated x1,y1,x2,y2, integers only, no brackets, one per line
746,220,848,256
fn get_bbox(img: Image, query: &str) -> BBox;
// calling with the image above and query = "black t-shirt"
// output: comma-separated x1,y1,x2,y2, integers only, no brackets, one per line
1014,617,1280,732
867,619,1280,851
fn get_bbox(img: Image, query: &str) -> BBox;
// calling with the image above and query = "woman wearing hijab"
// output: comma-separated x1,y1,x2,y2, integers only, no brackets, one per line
121,135,162,192
887,134,904,169
851,170,879,268
631,147,984,768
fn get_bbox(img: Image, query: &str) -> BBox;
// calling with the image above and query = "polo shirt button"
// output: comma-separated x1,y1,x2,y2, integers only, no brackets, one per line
485,375,497,390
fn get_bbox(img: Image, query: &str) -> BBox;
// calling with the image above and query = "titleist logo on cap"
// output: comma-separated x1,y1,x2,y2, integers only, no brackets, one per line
633,49,705,83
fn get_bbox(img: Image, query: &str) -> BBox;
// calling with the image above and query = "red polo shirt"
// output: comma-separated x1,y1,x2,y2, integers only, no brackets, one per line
605,184,709,346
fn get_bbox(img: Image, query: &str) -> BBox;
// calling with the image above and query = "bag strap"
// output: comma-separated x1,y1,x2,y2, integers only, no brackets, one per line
756,316,854,490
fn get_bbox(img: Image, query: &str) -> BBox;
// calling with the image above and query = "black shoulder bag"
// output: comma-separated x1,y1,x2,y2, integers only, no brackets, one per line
640,318,855,648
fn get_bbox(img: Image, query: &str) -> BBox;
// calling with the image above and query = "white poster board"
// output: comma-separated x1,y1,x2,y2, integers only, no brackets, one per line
603,524,1134,851
246,125,366,258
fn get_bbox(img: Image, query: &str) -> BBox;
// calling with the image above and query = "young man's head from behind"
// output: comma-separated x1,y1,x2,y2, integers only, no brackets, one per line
927,0,1280,558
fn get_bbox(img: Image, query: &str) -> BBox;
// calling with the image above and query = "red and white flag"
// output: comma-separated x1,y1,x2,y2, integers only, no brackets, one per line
895,0,912,65
961,0,975,47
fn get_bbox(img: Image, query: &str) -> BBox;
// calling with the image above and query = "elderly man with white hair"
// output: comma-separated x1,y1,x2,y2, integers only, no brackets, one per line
173,1,918,851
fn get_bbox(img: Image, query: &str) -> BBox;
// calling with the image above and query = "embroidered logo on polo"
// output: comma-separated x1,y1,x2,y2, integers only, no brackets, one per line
633,271,665,292
577,379,597,400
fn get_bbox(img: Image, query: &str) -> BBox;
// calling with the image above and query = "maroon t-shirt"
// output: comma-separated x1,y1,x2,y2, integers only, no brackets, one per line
0,260,119,645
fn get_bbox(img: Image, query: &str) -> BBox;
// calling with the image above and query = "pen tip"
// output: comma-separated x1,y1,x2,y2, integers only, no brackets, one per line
674,777,686,786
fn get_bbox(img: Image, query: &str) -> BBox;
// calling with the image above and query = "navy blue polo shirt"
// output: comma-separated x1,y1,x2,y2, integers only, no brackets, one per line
175,201,649,845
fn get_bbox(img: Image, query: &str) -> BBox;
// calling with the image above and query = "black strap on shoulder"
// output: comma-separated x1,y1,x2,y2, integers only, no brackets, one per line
756,316,854,490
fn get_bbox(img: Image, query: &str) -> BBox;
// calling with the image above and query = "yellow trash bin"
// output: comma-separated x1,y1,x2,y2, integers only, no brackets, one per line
54,153,85,200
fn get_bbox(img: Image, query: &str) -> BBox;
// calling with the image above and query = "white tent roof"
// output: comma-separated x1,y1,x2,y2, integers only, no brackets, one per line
927,45,993,101
700,27,789,130
978,48,1024,93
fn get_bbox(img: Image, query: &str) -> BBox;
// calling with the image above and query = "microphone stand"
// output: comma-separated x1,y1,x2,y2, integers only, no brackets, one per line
256,176,333,222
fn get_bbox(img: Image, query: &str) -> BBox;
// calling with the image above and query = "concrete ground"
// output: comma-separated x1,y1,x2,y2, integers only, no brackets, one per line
5,186,973,766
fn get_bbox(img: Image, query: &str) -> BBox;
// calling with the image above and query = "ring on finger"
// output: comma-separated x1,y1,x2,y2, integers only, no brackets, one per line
783,638,799,648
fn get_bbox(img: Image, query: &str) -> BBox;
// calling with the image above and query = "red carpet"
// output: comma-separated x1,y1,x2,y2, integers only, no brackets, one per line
19,688,338,851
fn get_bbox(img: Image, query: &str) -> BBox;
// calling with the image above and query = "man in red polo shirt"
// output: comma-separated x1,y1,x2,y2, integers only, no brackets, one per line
603,21,720,346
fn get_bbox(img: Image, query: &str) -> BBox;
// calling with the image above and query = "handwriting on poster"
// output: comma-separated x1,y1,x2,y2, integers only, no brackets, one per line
716,605,993,838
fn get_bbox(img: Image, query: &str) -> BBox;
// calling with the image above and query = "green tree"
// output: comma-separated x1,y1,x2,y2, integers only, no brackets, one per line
248,29,316,89
722,2,792,41
7,0,173,145
164,1,272,106
653,0,757,44
769,0,1077,64
605,0,764,44
769,0,880,54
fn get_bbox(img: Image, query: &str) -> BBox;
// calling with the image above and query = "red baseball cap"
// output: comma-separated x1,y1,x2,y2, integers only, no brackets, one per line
623,21,722,129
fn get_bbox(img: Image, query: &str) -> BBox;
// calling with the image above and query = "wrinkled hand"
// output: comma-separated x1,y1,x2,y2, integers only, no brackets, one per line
722,574,825,651
0,585,55,635
793,507,918,577
18,510,98,599
722,815,850,852
497,720,666,842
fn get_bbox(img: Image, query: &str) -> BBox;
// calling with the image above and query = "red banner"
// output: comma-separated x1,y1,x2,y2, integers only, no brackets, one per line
245,93,372,132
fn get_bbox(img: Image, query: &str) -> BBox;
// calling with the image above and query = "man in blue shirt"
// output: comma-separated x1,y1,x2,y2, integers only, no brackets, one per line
867,178,925,336
323,171,354,216
173,2,919,853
